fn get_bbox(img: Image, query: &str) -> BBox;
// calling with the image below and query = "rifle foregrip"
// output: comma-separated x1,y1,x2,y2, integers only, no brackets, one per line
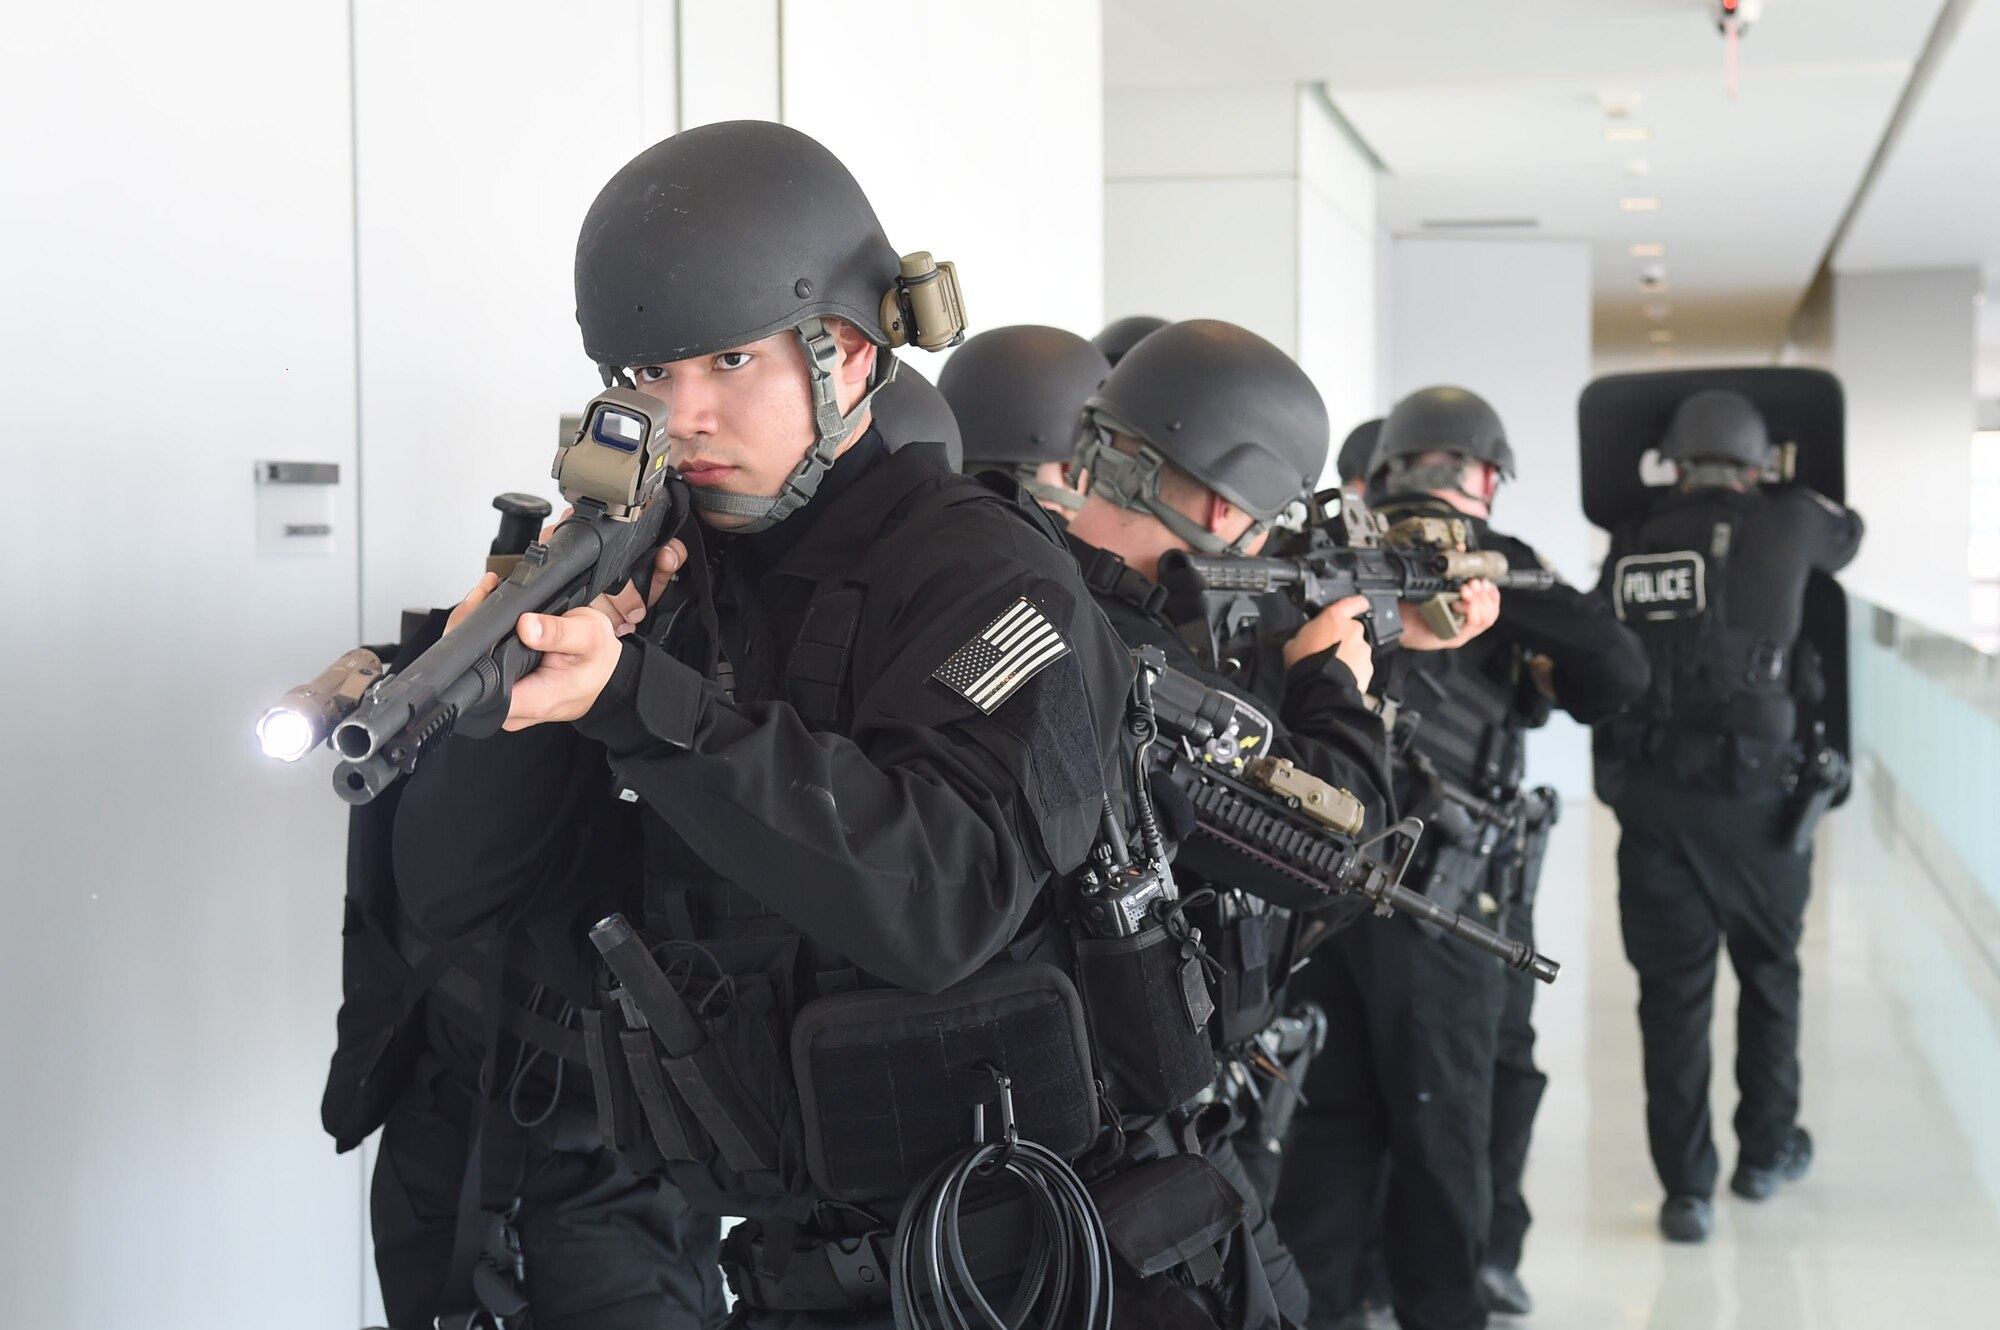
1179,555,1296,593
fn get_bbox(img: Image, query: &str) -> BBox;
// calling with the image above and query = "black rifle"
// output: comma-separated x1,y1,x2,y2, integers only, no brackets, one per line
1135,647,1560,983
260,387,690,804
1159,490,1557,672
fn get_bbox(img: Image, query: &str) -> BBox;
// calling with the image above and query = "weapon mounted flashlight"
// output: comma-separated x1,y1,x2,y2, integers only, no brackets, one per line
256,648,384,762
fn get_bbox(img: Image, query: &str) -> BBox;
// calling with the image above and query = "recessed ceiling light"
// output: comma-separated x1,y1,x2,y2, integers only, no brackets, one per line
1643,302,1673,321
1623,159,1653,177
1649,330,1676,343
1631,243,1667,258
1621,197,1662,212
1606,126,1653,142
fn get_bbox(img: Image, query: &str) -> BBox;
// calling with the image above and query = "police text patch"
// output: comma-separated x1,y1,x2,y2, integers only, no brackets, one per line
932,597,1072,713
1614,552,1706,621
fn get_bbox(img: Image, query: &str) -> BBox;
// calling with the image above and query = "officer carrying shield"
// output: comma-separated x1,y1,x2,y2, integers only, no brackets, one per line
1274,386,1648,1330
1596,387,1862,1244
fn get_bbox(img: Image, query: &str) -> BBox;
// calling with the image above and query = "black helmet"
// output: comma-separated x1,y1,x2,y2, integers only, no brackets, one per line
1371,385,1515,500
873,365,963,470
1659,389,1775,469
1076,319,1326,554
574,121,966,530
1337,418,1383,486
940,325,1108,513
1091,315,1170,367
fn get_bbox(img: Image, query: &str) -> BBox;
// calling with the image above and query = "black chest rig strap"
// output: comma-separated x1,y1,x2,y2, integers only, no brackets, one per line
1075,543,1172,621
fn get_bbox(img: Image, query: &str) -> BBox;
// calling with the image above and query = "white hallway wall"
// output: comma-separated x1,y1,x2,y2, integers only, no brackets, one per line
0,3,366,1328
1,2,1107,1326
1384,237,1597,796
1832,267,1978,641
1104,85,1382,480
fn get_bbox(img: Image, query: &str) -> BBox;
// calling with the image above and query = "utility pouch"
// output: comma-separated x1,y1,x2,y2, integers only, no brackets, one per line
1089,1153,1245,1280
790,961,1097,1203
591,927,805,1202
1073,920,1220,1116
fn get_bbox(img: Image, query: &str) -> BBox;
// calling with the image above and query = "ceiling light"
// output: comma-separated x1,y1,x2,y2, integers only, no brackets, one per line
1622,160,1653,177
1606,126,1653,142
1649,330,1676,343
1598,90,1645,119
1643,302,1673,322
1631,243,1667,258
1621,197,1662,212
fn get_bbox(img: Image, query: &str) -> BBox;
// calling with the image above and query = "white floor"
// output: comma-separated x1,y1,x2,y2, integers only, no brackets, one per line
1511,772,2000,1328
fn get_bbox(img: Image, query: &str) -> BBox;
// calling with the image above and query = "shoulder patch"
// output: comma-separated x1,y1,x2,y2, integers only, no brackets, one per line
932,597,1073,714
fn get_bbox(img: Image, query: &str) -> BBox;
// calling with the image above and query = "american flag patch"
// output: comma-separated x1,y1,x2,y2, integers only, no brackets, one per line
931,597,1072,714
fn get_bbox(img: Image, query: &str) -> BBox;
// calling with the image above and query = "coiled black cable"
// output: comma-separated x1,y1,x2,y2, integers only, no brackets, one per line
889,1072,1115,1330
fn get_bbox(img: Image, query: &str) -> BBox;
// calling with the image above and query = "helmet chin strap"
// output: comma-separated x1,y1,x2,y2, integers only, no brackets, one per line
688,319,892,532
1074,422,1265,556
1378,457,1495,511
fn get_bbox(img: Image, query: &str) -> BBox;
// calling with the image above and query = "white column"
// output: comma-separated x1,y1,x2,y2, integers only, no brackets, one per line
1385,236,1596,795
784,0,1105,341
1104,85,1379,482
1834,267,1978,639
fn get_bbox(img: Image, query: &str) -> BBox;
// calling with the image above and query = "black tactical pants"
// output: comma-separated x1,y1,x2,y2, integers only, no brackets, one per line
1614,778,1809,1198
372,1055,727,1330
1272,914,1506,1330
1486,899,1547,1272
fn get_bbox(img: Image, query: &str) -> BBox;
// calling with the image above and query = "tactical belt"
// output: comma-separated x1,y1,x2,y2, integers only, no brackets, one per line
722,1195,1037,1312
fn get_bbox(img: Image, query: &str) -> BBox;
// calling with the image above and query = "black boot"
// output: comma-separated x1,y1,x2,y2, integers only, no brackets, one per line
1730,1126,1813,1201
1658,1194,1714,1243
1479,1264,1533,1316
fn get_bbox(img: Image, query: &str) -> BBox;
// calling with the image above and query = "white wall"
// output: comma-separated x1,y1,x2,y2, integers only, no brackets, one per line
353,0,678,643
1384,237,1596,795
0,3,365,1327
1105,85,1380,480
1834,267,1978,640
0,3,1110,1324
786,1,1106,348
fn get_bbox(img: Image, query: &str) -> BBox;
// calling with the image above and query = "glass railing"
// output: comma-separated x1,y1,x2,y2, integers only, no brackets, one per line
1850,597,2000,905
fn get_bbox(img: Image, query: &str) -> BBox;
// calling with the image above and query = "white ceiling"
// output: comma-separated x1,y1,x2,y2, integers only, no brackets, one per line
1106,0,1949,369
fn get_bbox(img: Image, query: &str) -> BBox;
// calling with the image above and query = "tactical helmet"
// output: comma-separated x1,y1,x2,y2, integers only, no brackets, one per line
1371,385,1515,500
1091,315,1170,367
574,121,965,531
1659,389,1776,469
873,365,963,470
940,325,1108,513
1337,418,1383,486
1076,319,1326,554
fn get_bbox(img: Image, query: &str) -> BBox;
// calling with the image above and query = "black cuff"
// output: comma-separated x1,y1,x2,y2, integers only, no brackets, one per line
574,638,706,752
1282,646,1367,707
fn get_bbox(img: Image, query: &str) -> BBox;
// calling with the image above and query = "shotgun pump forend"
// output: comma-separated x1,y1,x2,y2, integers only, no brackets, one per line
1134,646,1560,982
259,387,691,804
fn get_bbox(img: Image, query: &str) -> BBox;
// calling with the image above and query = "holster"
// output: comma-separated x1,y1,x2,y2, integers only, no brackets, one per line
1784,745,1850,853
1508,786,1562,912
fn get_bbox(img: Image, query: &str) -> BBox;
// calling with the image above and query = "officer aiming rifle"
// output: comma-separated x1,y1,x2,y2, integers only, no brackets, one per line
1161,487,1557,675
258,387,690,804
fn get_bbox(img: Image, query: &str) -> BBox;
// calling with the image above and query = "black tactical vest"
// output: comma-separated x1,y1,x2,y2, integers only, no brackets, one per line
1612,493,1796,754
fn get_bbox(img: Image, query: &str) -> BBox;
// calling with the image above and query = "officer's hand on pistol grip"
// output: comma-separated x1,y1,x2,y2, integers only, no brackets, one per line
1284,594,1374,693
